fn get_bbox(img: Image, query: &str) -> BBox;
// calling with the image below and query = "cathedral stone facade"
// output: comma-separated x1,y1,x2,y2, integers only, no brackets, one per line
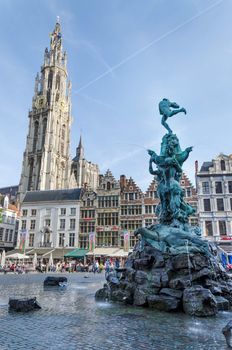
18,21,99,203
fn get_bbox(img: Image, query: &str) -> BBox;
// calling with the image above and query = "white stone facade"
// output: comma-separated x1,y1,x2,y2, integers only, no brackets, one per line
196,154,232,241
18,189,81,249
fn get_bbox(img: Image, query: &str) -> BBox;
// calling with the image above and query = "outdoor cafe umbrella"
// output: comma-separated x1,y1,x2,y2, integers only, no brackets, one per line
48,252,53,266
33,252,38,268
6,253,30,260
1,250,5,266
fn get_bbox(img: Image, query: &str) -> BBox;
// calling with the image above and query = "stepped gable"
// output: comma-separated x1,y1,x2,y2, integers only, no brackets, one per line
125,177,143,195
120,175,143,202
99,169,120,189
144,178,158,197
181,172,197,196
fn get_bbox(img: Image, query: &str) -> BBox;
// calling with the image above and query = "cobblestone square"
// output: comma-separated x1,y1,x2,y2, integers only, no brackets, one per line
0,273,230,349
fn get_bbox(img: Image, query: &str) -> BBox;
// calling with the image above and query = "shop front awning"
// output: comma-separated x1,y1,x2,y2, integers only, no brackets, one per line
64,248,89,259
110,249,132,257
86,248,120,257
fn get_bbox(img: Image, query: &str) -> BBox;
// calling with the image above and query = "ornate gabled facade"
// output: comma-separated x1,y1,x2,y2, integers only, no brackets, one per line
120,175,143,247
18,21,72,202
70,136,99,191
196,153,232,240
96,170,121,247
180,172,198,226
144,178,160,227
79,188,97,249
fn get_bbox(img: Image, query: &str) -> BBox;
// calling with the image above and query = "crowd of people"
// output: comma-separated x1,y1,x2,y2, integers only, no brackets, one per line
0,257,122,275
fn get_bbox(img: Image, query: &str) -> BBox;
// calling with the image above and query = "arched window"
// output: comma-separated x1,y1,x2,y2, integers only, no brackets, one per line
47,90,51,105
55,73,61,89
36,156,41,190
107,182,111,190
47,71,53,89
41,118,47,147
221,159,226,171
28,159,34,190
33,121,39,152
61,125,65,140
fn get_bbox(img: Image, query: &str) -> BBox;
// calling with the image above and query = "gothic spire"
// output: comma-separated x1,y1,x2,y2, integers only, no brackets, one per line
50,20,62,51
75,136,84,160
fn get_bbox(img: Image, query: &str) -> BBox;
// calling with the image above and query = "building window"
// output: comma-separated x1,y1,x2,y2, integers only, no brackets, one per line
219,220,227,235
60,219,65,229
9,230,13,242
48,70,53,89
21,220,27,230
203,199,211,212
205,221,213,236
96,231,119,247
41,118,47,147
31,209,36,216
202,182,210,194
61,142,64,156
60,208,66,215
70,219,76,229
61,125,65,140
22,209,28,216
0,228,4,241
228,181,232,194
45,219,50,227
5,229,9,241
221,159,226,171
69,233,75,247
107,182,111,190
33,121,39,152
29,234,34,247
55,73,61,90
79,234,89,249
30,220,36,230
98,196,118,208
70,208,76,215
217,198,224,211
59,233,65,247
185,187,192,197
230,198,232,211
215,181,223,194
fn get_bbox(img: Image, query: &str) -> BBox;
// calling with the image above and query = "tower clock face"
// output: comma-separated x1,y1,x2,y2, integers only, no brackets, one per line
35,96,45,109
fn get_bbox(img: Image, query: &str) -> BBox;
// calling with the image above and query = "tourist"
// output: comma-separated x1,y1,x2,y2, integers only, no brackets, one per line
105,259,110,275
115,258,120,269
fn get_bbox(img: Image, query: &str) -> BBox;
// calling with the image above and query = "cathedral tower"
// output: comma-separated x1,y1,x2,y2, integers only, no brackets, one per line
18,20,72,202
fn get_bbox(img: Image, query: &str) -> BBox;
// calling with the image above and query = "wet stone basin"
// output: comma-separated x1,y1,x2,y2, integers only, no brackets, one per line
0,273,230,350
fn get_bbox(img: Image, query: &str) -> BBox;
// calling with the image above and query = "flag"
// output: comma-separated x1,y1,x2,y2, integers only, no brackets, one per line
123,231,130,252
0,208,3,224
89,232,95,252
19,229,27,252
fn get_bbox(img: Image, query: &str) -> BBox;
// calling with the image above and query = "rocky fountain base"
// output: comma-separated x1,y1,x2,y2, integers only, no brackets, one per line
96,99,232,317
96,224,232,317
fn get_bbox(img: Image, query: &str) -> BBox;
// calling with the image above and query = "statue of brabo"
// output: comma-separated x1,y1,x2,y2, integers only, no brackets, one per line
135,99,210,256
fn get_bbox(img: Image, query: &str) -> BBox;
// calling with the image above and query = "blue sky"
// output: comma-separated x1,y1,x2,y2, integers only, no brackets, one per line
0,0,231,191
